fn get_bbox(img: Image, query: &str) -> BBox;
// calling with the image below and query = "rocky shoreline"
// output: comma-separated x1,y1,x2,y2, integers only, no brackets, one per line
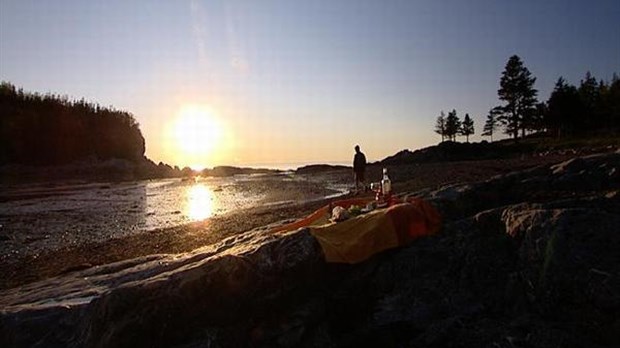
0,156,291,185
0,154,574,291
1,150,618,347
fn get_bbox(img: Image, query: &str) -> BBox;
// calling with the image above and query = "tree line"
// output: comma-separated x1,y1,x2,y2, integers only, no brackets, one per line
434,55,620,142
434,110,475,142
0,82,145,165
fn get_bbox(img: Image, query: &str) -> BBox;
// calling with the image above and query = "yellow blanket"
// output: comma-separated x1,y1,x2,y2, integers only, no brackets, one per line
310,207,399,263
272,198,442,264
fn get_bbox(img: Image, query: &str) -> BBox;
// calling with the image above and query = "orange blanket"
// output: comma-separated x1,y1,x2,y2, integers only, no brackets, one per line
272,198,441,264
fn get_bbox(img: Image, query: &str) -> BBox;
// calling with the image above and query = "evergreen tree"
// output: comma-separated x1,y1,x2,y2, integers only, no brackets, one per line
482,107,501,142
496,55,538,139
460,113,475,142
445,109,461,141
545,77,582,137
578,71,602,131
533,102,548,133
606,73,620,130
523,101,545,134
434,111,447,142
579,72,599,109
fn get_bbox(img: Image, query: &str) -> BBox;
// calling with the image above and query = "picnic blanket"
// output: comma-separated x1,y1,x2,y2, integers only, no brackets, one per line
271,197,441,264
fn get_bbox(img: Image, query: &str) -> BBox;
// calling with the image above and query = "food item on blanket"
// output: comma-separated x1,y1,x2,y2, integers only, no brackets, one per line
331,206,350,222
361,201,376,213
348,205,362,216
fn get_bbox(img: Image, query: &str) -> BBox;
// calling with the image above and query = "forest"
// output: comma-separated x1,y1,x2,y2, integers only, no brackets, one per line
435,55,620,142
0,82,145,165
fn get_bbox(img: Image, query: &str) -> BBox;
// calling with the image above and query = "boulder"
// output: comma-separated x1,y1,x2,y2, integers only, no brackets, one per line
1,229,325,347
503,197,620,343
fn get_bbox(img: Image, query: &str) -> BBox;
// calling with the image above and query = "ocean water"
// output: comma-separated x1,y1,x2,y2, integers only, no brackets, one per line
242,161,350,171
0,171,350,258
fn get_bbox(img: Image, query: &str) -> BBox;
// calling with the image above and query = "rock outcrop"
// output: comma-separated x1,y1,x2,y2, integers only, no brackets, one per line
1,151,619,347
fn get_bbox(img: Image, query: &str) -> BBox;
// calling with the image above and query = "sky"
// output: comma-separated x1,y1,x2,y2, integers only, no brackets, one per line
1,0,619,168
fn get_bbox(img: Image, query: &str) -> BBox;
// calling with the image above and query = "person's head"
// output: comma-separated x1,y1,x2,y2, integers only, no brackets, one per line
354,145,360,153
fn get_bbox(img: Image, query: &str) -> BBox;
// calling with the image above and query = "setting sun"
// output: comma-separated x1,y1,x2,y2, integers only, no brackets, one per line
171,105,225,169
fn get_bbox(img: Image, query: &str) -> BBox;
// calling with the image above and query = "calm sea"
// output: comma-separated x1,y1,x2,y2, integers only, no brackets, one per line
242,161,350,171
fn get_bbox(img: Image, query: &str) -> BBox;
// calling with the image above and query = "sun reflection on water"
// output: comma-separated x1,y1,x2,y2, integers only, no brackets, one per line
186,184,215,221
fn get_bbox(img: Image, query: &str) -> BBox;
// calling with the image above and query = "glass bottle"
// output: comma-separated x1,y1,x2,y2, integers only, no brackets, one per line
381,168,391,197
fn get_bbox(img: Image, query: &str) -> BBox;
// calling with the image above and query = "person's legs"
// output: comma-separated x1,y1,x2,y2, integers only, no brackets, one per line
354,171,366,193
359,170,366,192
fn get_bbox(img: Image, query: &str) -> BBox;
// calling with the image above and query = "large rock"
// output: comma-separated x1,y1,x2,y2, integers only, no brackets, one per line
0,229,325,347
502,195,620,343
424,151,620,219
1,151,619,347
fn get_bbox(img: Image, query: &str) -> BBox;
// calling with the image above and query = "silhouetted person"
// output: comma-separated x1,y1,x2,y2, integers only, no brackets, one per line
353,145,367,193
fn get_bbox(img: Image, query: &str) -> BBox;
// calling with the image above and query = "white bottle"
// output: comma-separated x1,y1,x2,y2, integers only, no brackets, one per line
381,168,391,196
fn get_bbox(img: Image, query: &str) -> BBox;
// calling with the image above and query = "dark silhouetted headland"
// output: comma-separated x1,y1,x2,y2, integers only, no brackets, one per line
0,82,145,165
0,82,187,182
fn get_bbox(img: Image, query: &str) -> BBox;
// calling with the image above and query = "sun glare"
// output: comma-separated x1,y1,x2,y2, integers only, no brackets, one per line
186,184,215,221
172,105,224,169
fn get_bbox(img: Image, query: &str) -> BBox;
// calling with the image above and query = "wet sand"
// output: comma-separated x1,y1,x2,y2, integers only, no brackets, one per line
0,173,348,259
0,154,574,289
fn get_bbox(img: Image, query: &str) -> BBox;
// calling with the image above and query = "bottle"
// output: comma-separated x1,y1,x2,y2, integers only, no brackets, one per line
381,168,391,198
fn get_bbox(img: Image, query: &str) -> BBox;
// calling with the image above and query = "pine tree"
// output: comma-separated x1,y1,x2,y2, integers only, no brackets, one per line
482,107,501,142
533,102,547,133
445,109,461,142
578,71,601,131
434,111,447,142
460,113,475,142
545,77,582,137
496,55,538,139
579,71,599,109
606,73,620,130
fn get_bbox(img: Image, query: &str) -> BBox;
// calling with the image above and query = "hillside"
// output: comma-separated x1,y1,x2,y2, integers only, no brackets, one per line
380,136,620,165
